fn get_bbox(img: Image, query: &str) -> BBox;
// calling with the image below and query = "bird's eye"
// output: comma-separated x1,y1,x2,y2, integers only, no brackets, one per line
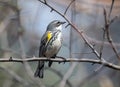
56,21,60,26
57,21,60,24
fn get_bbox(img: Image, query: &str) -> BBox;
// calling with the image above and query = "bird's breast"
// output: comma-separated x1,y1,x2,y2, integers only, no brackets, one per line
45,32,62,58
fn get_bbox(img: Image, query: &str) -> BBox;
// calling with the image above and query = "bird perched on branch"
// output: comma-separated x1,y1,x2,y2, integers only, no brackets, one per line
34,20,66,78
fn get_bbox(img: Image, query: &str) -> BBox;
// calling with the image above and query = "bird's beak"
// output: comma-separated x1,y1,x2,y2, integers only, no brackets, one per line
61,21,66,24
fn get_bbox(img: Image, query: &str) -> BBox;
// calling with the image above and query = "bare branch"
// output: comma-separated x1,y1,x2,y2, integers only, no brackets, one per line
44,0,47,4
109,16,118,24
38,0,102,60
99,29,106,59
0,57,120,70
0,66,29,86
64,0,75,15
103,8,120,60
65,23,70,28
0,1,19,12
0,8,17,34
108,0,115,18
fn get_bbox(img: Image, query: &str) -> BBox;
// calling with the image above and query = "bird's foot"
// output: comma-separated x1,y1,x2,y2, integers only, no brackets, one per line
56,56,66,64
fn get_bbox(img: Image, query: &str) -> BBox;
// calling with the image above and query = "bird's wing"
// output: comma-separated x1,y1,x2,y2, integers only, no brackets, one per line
39,31,52,57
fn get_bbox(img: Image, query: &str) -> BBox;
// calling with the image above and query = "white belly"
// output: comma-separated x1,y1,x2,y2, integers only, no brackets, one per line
45,33,62,57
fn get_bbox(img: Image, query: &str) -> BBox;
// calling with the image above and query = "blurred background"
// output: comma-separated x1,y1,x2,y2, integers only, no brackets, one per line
0,0,120,87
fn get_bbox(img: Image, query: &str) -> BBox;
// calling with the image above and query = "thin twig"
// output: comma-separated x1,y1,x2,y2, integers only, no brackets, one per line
99,29,106,59
108,0,115,18
65,23,70,28
94,28,106,72
64,0,75,15
109,16,118,24
103,8,120,60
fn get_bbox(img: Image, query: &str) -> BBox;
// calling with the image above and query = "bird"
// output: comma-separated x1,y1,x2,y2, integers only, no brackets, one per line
34,20,66,78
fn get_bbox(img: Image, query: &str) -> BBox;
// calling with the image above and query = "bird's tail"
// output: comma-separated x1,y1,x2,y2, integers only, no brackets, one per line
34,61,44,78
48,61,53,67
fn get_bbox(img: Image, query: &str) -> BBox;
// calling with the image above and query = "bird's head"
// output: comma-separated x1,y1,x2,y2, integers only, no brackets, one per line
47,20,66,31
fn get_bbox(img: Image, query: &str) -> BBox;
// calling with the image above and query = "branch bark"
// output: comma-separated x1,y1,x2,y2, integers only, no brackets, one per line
0,57,120,70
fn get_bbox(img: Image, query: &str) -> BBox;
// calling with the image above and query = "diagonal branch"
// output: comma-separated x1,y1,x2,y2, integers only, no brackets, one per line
108,0,115,18
38,0,102,60
64,0,75,15
0,66,29,86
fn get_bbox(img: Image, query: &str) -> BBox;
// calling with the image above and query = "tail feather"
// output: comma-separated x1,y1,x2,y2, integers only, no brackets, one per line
34,61,44,78
48,61,53,67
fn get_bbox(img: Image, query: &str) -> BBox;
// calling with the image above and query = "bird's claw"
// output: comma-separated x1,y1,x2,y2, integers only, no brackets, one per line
57,57,66,64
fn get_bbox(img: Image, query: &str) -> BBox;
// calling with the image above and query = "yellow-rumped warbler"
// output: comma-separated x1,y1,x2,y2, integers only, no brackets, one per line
34,20,65,78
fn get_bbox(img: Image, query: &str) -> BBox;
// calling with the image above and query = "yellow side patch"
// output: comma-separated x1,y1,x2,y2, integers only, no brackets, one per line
47,31,52,42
